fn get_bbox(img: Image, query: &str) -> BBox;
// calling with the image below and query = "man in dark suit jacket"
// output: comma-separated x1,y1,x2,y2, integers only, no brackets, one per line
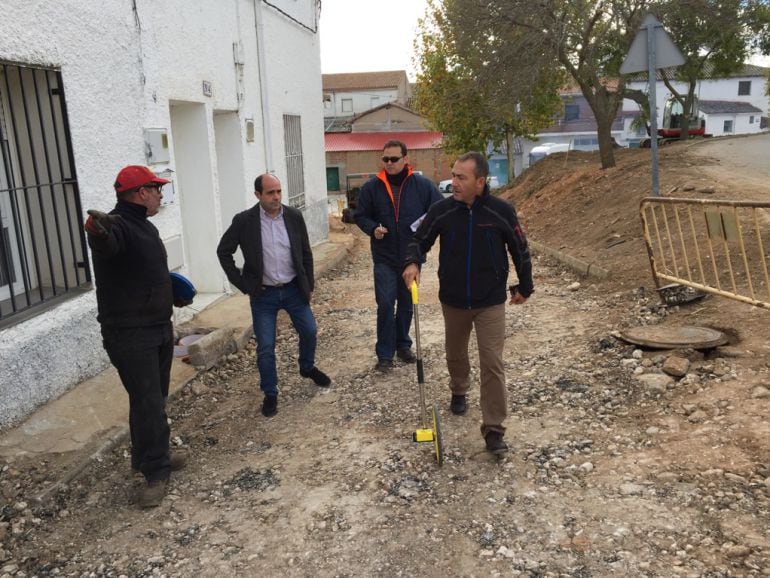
217,173,330,417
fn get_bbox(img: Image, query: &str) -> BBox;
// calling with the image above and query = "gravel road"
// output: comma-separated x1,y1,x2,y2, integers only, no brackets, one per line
2,224,770,577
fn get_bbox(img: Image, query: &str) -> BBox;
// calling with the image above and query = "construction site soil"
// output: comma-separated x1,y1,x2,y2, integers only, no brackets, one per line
1,135,769,578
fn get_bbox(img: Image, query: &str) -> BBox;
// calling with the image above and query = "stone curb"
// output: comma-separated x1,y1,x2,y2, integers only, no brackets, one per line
188,327,237,369
183,235,354,372
33,370,199,504
529,239,610,280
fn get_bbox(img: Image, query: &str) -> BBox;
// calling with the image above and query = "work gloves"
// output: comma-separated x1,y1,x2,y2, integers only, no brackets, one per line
84,209,121,237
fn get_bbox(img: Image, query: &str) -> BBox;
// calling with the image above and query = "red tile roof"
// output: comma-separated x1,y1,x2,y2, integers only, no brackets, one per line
325,132,444,152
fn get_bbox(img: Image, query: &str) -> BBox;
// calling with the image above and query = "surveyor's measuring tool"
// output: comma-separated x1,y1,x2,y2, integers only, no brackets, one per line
410,281,444,466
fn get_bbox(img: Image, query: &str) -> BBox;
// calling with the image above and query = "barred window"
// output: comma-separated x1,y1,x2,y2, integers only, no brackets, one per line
0,63,90,327
283,114,305,209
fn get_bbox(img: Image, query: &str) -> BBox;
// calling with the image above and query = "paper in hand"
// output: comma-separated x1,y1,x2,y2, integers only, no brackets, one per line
410,213,427,233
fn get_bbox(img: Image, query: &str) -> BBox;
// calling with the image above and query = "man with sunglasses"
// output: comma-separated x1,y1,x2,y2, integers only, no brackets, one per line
84,165,188,508
354,140,442,372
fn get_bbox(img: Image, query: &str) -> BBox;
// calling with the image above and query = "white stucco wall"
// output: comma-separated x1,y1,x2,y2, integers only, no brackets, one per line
323,89,399,118
260,5,328,242
701,113,759,137
0,0,326,429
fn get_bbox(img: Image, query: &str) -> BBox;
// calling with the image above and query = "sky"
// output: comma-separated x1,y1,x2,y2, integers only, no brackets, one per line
319,1,769,79
319,0,431,80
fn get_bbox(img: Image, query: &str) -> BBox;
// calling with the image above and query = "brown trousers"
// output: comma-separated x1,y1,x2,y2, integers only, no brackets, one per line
441,302,507,436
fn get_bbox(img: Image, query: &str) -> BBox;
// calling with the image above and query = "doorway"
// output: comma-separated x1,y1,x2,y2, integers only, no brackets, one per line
169,102,220,293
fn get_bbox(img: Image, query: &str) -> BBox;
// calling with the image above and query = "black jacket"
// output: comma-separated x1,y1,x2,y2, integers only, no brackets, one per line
88,201,173,328
354,167,442,268
216,203,314,302
405,191,534,309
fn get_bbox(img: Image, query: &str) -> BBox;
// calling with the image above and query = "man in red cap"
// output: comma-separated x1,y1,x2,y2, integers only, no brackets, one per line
84,165,187,508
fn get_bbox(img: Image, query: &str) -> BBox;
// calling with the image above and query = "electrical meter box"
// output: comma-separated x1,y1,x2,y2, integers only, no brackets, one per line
144,129,170,164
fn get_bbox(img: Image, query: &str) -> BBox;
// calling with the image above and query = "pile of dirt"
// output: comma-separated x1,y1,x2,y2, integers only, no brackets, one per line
500,144,735,290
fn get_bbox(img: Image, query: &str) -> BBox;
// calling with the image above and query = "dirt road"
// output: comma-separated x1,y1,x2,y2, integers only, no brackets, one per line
2,207,770,577
689,133,770,195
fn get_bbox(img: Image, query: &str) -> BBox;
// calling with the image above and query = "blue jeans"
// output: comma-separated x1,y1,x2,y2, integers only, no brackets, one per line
250,281,318,396
373,262,413,361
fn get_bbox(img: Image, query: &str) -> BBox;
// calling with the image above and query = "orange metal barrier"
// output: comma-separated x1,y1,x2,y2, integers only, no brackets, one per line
640,197,770,310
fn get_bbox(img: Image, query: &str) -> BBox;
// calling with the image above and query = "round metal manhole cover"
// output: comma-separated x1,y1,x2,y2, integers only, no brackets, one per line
619,325,728,349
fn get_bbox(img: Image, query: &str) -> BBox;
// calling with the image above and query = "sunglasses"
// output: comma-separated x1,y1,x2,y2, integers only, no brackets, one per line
381,156,403,164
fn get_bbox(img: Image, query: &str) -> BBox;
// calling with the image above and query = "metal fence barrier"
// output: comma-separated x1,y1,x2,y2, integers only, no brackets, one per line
640,197,770,310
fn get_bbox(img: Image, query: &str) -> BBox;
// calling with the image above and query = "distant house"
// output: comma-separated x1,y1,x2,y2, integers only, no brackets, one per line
0,0,327,429
515,63,770,174
325,131,447,193
322,72,451,191
350,102,431,133
620,63,770,146
697,100,765,136
322,70,411,131
514,88,628,176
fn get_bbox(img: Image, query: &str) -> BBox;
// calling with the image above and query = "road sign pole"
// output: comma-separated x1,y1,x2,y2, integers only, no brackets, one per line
621,13,686,198
647,20,660,197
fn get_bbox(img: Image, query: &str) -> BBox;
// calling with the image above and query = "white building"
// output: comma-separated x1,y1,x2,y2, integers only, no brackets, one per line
0,0,327,429
322,71,411,131
621,64,769,145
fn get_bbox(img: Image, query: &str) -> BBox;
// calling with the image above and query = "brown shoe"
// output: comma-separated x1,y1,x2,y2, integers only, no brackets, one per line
132,451,187,475
138,478,168,508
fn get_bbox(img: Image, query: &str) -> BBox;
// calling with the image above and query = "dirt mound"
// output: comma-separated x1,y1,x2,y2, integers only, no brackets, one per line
500,144,728,290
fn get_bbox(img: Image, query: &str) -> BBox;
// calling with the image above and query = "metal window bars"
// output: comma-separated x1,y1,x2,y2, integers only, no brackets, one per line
0,62,90,327
283,114,306,210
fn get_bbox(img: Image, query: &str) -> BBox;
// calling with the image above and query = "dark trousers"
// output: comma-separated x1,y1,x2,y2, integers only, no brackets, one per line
373,262,413,361
101,323,173,482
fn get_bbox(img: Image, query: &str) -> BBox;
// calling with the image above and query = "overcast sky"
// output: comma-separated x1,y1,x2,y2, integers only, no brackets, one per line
319,1,769,78
319,0,430,80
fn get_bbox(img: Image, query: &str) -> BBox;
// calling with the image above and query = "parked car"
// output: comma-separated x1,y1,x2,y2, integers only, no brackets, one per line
528,142,570,166
439,176,499,197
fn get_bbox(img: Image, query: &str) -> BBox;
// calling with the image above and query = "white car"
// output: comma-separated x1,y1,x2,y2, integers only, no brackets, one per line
439,176,499,197
438,179,453,196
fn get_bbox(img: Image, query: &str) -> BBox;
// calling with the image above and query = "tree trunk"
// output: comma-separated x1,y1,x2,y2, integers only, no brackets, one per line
575,79,618,169
506,129,516,182
595,115,617,169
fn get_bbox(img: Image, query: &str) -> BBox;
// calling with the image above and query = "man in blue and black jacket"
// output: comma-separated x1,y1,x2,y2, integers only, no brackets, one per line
354,140,442,372
403,152,533,455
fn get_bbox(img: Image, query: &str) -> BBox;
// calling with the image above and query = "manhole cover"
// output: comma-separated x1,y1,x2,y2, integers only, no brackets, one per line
619,325,728,349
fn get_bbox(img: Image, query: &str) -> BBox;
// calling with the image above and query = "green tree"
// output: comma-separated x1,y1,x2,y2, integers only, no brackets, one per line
440,0,651,169
413,0,563,180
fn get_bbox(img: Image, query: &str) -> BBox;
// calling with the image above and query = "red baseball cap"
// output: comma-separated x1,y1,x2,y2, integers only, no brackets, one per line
114,165,170,193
